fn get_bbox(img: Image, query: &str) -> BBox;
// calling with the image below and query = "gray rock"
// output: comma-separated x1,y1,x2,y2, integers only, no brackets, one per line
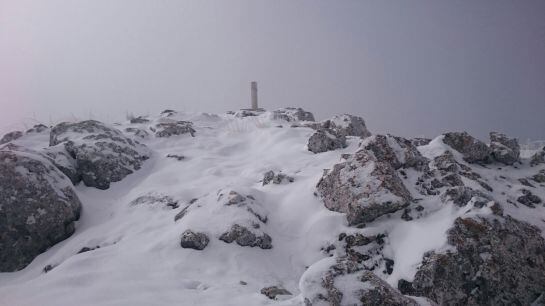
262,170,294,185
124,127,149,139
154,121,195,137
273,107,315,122
303,257,418,306
180,230,209,250
49,120,150,189
489,132,520,165
532,170,545,183
0,144,81,271
219,224,272,249
411,137,432,146
530,148,545,166
0,130,23,144
26,124,49,134
409,216,545,305
517,189,542,208
130,193,178,209
308,129,347,154
261,286,292,300
129,116,150,124
166,154,185,161
442,132,492,164
320,114,371,138
441,186,491,207
364,135,428,171
317,146,411,225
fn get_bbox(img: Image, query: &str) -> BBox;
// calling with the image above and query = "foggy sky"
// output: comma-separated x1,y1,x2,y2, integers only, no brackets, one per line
1,0,544,140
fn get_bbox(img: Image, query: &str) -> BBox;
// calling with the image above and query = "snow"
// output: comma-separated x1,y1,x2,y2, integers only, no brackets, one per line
1,110,544,306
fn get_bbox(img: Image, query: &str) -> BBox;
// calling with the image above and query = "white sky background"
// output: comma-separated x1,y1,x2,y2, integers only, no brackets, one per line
0,0,544,140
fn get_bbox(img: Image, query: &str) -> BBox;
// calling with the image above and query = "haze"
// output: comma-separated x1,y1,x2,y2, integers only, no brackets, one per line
1,0,544,140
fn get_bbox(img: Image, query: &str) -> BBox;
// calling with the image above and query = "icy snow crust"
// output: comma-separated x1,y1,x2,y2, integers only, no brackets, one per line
1,111,545,306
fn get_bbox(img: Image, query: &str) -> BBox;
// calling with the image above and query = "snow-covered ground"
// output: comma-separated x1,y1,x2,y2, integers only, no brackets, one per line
0,111,544,306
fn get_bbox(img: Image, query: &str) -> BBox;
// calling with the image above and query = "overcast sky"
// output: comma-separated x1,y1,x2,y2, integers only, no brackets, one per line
1,0,544,140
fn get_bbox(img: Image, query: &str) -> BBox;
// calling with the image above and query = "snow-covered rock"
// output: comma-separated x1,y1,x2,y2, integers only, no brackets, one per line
442,132,492,164
0,144,81,272
0,130,23,144
153,120,195,137
308,129,347,153
262,170,294,185
180,230,210,250
319,114,371,139
273,107,315,122
49,120,150,189
489,131,520,165
404,216,545,305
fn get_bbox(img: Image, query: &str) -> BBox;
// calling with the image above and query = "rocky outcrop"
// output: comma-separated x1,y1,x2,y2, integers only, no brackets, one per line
129,116,150,124
262,171,294,185
517,189,542,208
320,114,371,138
0,130,23,144
317,136,415,225
404,216,545,305
301,257,418,306
49,120,150,189
261,286,292,300
411,137,431,147
273,107,315,122
154,121,195,137
308,130,347,154
180,230,209,250
530,148,545,166
26,124,49,134
0,144,82,271
130,193,179,209
442,132,492,164
489,132,520,165
219,224,272,249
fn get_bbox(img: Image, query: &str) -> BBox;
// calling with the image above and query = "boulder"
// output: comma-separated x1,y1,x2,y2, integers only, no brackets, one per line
180,230,209,250
489,132,520,165
442,132,492,164
301,257,418,306
407,216,545,305
320,114,371,138
130,193,179,209
308,130,347,154
26,124,49,134
219,224,272,249
317,145,411,225
154,121,195,137
530,148,545,166
0,144,82,271
49,120,150,189
273,107,315,122
517,189,542,208
363,135,428,171
262,171,294,185
0,130,23,144
261,286,292,300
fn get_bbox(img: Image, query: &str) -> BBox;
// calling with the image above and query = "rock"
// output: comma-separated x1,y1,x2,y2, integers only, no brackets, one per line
489,132,520,165
154,121,195,137
160,109,176,116
130,193,179,209
410,216,545,305
166,154,185,161
78,246,100,254
42,146,80,184
180,230,209,250
26,124,49,134
301,257,418,306
442,132,492,164
433,151,459,173
129,116,150,124
273,107,315,122
519,178,535,188
49,120,150,189
364,135,428,171
0,144,82,271
0,130,23,144
530,148,545,166
517,189,542,208
124,127,149,139
261,286,292,300
532,170,545,183
262,170,294,185
308,129,347,154
411,137,432,147
441,186,491,207
320,114,371,138
317,144,412,225
219,224,272,249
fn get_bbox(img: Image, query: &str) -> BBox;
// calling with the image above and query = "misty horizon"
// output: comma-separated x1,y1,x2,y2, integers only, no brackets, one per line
1,1,544,141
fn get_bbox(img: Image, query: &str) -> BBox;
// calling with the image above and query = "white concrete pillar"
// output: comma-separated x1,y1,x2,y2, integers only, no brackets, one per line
251,81,258,110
